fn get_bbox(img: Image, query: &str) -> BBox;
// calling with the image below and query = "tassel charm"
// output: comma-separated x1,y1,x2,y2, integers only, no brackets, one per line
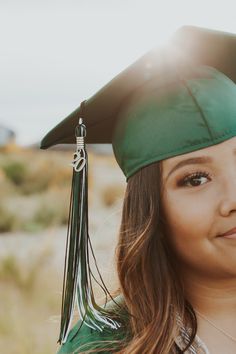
58,116,121,345
70,119,86,172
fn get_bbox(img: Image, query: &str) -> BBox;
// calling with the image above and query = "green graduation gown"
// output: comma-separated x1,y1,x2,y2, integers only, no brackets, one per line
57,295,130,354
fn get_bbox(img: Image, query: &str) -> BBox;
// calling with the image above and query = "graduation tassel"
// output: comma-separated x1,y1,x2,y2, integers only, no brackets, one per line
58,113,121,345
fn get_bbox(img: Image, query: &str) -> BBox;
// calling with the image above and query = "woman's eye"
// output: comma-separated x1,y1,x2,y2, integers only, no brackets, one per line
177,171,211,188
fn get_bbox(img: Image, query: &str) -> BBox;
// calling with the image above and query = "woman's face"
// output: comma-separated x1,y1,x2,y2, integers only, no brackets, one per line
161,136,236,280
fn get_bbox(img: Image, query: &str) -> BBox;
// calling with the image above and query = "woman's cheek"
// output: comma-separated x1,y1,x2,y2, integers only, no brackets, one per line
162,189,215,262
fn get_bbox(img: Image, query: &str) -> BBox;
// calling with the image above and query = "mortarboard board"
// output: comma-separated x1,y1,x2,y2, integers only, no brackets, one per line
40,25,236,149
40,25,236,345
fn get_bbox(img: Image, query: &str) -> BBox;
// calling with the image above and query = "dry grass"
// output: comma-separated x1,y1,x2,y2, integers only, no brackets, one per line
0,246,60,354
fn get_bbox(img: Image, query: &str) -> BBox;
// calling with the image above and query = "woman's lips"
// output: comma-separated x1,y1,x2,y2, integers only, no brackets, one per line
219,227,236,238
220,233,236,239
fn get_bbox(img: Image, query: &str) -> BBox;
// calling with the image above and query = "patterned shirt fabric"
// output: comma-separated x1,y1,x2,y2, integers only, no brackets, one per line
175,313,210,354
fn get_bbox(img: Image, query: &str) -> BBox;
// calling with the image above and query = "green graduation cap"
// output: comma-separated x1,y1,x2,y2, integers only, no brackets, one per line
40,25,236,345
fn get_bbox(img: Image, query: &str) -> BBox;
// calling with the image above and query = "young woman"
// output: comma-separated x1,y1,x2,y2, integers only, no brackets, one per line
40,26,236,353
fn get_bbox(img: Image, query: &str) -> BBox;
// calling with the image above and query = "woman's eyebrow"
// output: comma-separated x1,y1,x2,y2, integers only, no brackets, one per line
166,156,212,181
165,147,236,181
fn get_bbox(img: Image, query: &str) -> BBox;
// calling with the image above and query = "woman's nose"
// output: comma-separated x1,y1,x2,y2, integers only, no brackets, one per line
219,171,236,216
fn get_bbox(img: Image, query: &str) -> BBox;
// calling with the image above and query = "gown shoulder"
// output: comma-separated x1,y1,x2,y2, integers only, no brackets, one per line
57,295,130,354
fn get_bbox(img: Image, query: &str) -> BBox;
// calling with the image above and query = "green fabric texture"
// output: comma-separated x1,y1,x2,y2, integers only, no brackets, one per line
112,66,236,180
57,319,122,354
57,295,130,354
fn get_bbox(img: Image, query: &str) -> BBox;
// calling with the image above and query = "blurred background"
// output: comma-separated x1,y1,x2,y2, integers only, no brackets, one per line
1,0,236,353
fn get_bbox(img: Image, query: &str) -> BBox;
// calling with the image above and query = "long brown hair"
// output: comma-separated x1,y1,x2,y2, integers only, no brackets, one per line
113,161,198,353
82,161,198,353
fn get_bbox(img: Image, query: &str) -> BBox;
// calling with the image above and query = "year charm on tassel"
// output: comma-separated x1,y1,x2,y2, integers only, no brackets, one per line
70,118,86,172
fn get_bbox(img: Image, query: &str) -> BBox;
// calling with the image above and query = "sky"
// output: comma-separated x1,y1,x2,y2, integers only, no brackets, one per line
1,0,236,146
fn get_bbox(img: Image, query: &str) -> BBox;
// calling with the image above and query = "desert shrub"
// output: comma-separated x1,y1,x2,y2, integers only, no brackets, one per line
0,255,22,286
0,247,53,292
19,160,72,195
32,204,59,228
0,150,73,196
0,204,19,232
0,171,15,199
2,161,28,186
19,173,52,195
0,156,72,195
